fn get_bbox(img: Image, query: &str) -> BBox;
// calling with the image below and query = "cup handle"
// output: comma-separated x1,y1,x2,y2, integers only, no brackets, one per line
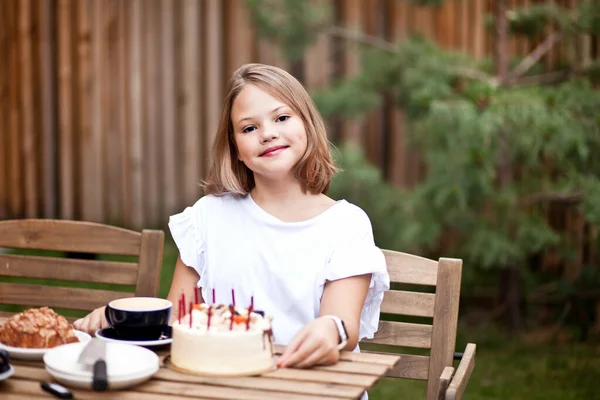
104,306,115,331
0,349,10,373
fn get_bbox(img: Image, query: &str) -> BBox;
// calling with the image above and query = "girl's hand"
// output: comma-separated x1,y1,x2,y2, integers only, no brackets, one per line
73,306,109,336
277,316,340,368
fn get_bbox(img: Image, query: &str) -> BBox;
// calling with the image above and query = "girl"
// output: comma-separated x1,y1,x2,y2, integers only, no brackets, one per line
74,63,389,370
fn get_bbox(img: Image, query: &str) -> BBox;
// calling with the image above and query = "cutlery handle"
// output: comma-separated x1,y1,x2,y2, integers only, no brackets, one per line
92,359,108,391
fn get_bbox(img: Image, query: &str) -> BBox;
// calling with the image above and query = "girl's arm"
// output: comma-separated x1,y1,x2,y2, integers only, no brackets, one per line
277,273,371,368
166,255,203,323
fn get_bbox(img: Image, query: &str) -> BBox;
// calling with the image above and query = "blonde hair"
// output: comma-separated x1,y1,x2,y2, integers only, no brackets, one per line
202,63,339,196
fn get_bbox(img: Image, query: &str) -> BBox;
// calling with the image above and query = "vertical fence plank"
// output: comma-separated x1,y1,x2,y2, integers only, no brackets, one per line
77,0,96,222
304,0,333,92
143,0,161,226
225,0,255,76
38,0,57,218
160,0,177,217
363,0,384,169
387,0,408,187
19,0,37,218
118,0,131,227
128,0,144,229
99,0,122,224
435,0,455,50
57,0,75,220
8,0,24,217
204,0,223,170
0,0,8,218
473,0,486,61
181,0,203,206
339,0,363,145
88,0,105,222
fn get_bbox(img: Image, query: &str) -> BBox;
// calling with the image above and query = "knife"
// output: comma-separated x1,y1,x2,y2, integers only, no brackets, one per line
77,338,108,391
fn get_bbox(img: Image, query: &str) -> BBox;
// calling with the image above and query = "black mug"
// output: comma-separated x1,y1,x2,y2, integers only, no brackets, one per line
0,349,10,374
104,297,172,341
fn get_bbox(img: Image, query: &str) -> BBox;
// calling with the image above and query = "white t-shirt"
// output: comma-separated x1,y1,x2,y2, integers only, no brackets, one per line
168,193,390,347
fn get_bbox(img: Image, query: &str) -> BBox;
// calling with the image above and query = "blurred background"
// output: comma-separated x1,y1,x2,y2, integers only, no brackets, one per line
1,0,600,398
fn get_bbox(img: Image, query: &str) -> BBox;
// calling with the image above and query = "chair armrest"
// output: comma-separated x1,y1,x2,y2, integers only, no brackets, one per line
436,366,455,400
446,343,476,400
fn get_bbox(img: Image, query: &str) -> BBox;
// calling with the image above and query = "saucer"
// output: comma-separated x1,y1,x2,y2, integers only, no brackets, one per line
0,330,92,361
95,327,172,347
0,364,14,382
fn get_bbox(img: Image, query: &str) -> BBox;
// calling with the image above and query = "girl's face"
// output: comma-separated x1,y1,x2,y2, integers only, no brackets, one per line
231,84,308,182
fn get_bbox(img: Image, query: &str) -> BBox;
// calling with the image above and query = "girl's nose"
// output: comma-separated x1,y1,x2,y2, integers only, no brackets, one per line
260,124,279,143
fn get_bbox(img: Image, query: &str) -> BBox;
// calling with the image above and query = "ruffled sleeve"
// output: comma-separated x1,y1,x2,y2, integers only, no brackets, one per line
320,208,390,341
168,204,205,280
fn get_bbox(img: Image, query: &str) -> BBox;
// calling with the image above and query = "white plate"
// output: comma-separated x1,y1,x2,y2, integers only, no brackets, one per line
0,330,91,361
43,341,159,382
0,364,15,382
45,365,157,390
95,328,172,348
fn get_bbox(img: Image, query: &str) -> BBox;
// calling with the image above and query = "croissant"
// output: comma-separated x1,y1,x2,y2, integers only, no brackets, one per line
0,307,79,348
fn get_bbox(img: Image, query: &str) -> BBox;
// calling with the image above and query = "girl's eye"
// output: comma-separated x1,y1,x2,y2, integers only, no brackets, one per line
242,125,256,133
276,115,290,123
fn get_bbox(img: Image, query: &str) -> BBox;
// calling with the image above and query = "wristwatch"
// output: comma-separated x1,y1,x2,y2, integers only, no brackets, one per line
323,315,349,350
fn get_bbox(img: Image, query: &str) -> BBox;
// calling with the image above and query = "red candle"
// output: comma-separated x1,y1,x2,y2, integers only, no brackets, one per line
229,305,234,331
231,288,236,306
246,296,254,331
194,286,198,305
212,288,215,304
177,299,182,324
189,301,193,328
207,306,212,330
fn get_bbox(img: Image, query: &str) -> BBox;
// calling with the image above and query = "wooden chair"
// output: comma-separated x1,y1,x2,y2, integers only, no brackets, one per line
360,250,476,400
0,219,164,321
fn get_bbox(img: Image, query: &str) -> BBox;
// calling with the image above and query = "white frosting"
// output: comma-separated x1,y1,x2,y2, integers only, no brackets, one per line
170,304,274,376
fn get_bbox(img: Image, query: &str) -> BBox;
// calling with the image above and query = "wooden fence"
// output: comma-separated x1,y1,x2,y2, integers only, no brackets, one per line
1,0,598,275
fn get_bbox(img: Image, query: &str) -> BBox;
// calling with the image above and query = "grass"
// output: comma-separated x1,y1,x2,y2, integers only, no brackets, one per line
368,340,600,400
2,238,599,399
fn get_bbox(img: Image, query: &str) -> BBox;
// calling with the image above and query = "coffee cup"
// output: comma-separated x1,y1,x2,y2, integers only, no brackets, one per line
104,297,172,341
0,349,10,374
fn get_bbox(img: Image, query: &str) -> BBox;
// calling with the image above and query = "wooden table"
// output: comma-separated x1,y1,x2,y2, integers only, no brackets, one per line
1,343,400,399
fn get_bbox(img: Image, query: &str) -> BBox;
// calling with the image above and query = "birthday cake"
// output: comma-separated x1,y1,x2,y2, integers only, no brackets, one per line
170,302,275,376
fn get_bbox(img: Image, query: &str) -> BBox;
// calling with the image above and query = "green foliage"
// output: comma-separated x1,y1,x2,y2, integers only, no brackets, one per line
577,0,600,35
245,0,330,62
505,4,565,36
245,0,600,274
328,145,416,251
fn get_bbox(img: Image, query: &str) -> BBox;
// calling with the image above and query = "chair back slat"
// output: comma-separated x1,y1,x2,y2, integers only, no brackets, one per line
380,290,435,317
362,351,430,380
383,250,438,286
0,283,135,311
0,254,138,285
361,321,432,348
0,219,142,255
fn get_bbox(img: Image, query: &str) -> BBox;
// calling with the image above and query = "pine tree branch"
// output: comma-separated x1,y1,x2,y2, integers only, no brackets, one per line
322,25,397,53
508,70,571,87
520,191,583,206
508,32,563,80
321,25,496,85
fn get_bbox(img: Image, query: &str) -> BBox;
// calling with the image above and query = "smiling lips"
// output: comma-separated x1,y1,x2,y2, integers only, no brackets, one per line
259,145,288,157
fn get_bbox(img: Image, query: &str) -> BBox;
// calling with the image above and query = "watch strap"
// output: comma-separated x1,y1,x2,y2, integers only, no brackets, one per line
322,315,348,350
